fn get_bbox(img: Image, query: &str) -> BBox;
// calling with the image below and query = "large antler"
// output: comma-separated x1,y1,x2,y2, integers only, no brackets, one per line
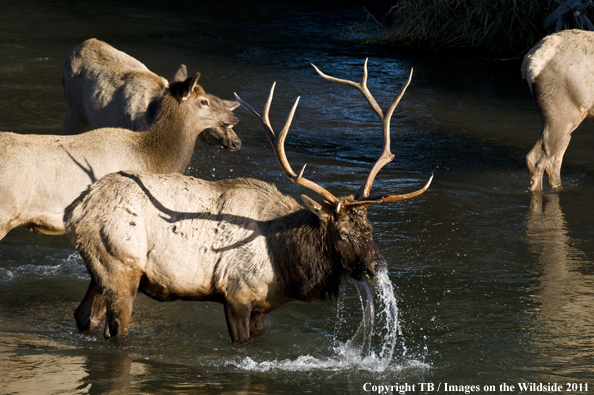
234,84,340,205
312,59,431,204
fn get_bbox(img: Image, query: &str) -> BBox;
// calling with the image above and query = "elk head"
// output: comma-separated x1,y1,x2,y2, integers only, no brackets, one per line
167,64,239,131
235,59,432,281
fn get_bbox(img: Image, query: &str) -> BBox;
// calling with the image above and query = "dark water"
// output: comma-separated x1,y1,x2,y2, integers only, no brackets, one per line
1,1,593,394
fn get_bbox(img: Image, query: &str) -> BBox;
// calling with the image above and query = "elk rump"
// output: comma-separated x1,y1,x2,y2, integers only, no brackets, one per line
522,29,594,191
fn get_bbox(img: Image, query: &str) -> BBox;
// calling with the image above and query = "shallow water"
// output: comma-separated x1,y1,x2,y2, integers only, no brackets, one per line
1,1,594,394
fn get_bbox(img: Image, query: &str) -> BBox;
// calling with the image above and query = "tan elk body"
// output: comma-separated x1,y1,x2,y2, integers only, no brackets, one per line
63,38,241,151
65,61,431,344
0,71,238,241
522,29,594,191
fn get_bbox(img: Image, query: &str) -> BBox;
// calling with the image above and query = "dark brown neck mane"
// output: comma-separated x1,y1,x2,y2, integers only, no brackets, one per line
268,209,344,302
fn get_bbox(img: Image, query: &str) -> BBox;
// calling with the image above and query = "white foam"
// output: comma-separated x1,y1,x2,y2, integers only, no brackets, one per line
226,271,430,373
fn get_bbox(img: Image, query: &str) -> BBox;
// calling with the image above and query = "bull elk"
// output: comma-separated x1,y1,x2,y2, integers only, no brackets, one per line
64,60,432,343
522,29,594,191
62,38,241,151
0,70,238,241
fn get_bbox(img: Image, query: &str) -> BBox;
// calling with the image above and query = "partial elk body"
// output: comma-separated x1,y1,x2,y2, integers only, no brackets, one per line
64,60,431,343
0,70,238,241
522,29,594,191
63,38,241,151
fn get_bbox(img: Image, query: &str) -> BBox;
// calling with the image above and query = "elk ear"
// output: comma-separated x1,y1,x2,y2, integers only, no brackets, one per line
223,100,240,111
172,64,188,82
301,194,332,221
178,72,201,101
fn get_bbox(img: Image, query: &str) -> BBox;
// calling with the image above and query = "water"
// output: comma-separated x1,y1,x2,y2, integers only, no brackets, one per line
1,0,594,393
227,272,410,374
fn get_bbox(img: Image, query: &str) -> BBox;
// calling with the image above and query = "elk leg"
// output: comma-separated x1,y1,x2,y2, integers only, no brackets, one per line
103,270,141,339
530,103,583,191
104,289,137,339
545,133,572,190
526,137,548,192
224,301,251,344
249,311,266,337
528,119,577,191
74,276,106,331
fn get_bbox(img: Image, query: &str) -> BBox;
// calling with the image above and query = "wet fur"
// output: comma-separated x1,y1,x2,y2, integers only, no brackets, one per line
65,171,385,343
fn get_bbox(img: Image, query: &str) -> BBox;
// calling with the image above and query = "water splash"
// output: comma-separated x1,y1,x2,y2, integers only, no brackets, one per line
228,271,425,373
333,271,402,372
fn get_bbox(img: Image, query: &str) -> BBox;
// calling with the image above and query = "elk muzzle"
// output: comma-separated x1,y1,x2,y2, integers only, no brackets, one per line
200,126,242,151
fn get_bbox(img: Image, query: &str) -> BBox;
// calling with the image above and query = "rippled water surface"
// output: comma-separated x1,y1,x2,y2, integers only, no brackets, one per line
1,1,594,394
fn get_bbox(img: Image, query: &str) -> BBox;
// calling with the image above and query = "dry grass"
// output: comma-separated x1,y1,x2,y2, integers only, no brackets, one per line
359,0,564,58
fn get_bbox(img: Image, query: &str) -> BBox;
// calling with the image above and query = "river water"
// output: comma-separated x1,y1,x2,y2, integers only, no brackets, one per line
1,1,593,394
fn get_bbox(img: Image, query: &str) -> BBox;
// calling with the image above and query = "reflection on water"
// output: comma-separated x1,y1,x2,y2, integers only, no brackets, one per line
525,193,594,379
0,333,88,394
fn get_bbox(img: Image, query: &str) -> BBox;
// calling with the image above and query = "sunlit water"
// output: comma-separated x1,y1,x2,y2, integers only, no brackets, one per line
1,0,594,394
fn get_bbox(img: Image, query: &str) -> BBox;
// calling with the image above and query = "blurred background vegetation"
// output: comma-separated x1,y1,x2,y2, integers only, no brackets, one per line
351,0,594,59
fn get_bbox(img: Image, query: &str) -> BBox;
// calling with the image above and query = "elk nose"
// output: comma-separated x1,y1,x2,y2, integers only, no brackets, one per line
231,139,241,151
228,138,242,152
369,256,387,275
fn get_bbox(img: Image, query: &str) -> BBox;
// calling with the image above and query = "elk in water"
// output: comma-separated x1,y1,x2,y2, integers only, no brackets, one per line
0,70,238,241
62,38,241,151
64,60,431,343
522,29,594,191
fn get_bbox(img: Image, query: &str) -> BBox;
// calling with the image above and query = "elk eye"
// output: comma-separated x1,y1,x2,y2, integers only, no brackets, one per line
201,99,209,106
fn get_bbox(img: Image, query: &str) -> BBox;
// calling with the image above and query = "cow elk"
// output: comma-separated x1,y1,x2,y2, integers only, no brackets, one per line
0,70,238,241
522,29,594,191
63,38,241,151
64,60,431,344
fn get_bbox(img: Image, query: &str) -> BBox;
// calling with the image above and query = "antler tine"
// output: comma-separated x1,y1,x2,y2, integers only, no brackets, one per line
346,174,433,207
359,68,414,199
262,82,275,134
234,87,340,205
311,58,384,121
312,61,429,206
235,84,277,144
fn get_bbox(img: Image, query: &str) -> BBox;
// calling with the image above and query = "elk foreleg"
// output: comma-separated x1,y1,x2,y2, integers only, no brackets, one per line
249,311,266,337
74,276,106,331
224,301,252,344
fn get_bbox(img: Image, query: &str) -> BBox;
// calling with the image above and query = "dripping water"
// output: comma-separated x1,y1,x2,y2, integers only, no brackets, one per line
228,270,413,373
